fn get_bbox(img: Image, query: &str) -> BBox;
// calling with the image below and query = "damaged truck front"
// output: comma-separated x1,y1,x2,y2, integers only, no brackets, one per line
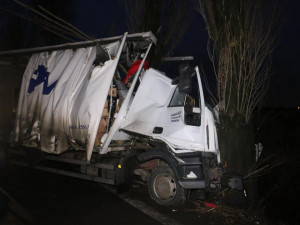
3,32,242,207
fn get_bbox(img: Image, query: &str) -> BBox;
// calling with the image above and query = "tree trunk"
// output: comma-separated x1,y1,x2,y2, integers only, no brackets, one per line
219,114,255,174
219,113,260,211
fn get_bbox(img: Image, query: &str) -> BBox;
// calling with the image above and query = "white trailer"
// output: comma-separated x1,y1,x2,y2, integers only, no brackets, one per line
2,32,242,207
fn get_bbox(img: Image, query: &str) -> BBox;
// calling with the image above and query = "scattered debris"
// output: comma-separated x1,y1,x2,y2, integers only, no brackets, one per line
205,201,218,208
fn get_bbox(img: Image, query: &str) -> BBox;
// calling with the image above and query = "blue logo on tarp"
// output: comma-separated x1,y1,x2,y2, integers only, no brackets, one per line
27,65,58,95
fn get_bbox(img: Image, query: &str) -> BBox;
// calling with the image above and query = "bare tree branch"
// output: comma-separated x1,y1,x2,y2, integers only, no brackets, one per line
194,0,280,123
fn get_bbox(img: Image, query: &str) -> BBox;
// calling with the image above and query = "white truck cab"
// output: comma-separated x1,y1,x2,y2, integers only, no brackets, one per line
121,67,219,158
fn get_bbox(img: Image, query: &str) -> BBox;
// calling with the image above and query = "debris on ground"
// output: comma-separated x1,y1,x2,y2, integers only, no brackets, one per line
129,180,267,225
204,202,218,208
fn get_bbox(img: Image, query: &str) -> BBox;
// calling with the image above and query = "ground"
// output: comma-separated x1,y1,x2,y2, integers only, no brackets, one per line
0,165,267,225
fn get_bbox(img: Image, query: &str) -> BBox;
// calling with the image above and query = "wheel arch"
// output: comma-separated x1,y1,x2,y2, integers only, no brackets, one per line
136,149,180,181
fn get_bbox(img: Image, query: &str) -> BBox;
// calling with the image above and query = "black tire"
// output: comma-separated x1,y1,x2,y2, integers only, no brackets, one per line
148,165,186,207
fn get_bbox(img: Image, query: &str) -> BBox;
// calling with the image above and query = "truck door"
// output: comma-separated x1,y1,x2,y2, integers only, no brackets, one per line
156,66,206,151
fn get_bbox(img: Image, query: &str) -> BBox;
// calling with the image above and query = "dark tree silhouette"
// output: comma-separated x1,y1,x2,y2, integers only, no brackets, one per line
194,0,281,174
194,0,282,211
123,0,195,68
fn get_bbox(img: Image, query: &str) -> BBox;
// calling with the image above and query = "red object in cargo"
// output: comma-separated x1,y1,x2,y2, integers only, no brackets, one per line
123,60,148,84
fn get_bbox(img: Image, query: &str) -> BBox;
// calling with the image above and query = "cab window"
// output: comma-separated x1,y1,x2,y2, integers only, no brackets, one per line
169,87,186,107
184,74,201,126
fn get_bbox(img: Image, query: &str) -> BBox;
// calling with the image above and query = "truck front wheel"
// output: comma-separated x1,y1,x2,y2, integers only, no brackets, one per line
148,165,186,207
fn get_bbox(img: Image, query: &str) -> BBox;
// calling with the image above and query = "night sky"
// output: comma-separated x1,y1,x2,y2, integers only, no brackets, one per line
0,0,299,108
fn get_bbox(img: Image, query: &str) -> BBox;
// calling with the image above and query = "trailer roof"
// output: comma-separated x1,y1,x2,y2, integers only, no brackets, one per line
0,32,156,57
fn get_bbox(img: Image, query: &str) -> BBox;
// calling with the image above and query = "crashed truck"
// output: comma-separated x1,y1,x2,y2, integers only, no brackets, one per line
6,32,242,207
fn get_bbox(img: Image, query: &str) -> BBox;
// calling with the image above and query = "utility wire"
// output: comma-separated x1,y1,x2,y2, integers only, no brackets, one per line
1,0,110,55
38,5,92,41
0,5,76,42
13,0,88,41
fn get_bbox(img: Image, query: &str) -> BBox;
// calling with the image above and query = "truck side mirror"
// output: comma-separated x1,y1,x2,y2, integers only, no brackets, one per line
177,63,194,94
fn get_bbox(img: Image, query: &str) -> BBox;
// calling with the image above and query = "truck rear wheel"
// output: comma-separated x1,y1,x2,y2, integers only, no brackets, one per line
148,165,186,207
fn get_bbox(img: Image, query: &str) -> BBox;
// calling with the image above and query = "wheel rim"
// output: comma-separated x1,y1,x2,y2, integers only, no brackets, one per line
153,172,177,201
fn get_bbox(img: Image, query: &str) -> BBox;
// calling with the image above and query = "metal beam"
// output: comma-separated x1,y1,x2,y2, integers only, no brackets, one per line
162,56,194,62
10,160,115,185
44,155,114,170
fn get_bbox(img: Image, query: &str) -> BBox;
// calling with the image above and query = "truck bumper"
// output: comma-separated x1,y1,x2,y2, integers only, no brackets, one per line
178,180,205,189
